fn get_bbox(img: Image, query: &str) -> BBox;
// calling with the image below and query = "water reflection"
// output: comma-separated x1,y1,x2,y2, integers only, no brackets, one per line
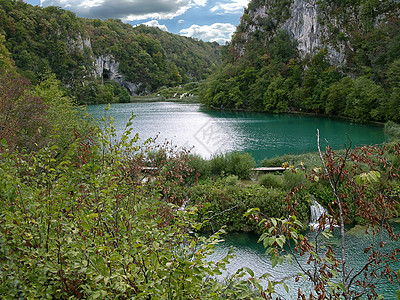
86,102,386,163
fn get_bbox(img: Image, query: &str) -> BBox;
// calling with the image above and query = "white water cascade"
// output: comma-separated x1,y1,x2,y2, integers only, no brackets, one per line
309,200,328,229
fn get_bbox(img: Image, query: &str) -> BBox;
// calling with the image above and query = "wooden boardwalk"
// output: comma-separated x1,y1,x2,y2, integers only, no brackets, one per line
251,167,286,173
141,166,286,173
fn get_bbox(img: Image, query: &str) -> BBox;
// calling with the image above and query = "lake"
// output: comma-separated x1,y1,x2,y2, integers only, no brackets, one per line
86,102,387,163
86,102,397,297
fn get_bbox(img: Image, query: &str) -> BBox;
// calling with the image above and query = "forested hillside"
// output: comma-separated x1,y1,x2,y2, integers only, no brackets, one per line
199,0,400,123
0,0,221,104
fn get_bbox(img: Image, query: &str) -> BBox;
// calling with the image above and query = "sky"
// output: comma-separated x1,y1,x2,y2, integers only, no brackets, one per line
24,0,250,44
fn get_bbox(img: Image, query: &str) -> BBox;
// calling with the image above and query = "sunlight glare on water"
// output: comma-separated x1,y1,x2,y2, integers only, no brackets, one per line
86,102,386,163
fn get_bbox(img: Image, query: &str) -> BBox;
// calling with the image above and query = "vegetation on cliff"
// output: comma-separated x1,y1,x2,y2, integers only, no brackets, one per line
0,0,221,104
199,0,400,123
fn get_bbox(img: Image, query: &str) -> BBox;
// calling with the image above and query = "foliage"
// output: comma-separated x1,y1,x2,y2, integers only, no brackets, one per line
0,33,12,71
261,152,323,170
258,173,284,189
209,151,256,179
31,74,94,150
191,166,313,233
0,71,52,151
0,113,266,299
385,121,400,141
0,64,92,155
155,82,200,100
344,76,385,122
191,177,294,233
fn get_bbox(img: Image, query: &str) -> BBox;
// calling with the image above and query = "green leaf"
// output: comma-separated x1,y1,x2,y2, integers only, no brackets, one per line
283,283,289,293
244,207,260,217
244,267,254,277
0,138,6,147
337,282,346,292
82,221,90,231
258,232,268,243
271,255,278,268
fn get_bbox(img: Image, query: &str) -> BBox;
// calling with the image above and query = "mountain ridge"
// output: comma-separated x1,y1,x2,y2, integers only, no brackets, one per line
0,0,221,103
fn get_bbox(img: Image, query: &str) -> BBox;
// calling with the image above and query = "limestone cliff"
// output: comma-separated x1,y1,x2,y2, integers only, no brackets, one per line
94,55,141,95
199,0,400,121
232,0,399,66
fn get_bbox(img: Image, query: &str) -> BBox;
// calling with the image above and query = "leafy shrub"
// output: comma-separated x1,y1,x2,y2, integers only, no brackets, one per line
309,183,335,207
225,151,256,179
210,151,256,179
261,152,322,170
258,173,284,188
282,169,309,190
261,155,292,167
191,178,309,232
0,117,255,299
225,175,239,186
186,154,211,180
385,121,400,140
0,72,52,151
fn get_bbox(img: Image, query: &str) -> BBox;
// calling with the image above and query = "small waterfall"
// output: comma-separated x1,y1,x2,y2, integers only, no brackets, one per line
309,200,328,229
178,198,189,211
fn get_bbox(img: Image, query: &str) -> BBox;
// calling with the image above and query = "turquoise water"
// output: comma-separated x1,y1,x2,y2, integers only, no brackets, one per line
86,102,387,163
208,224,400,299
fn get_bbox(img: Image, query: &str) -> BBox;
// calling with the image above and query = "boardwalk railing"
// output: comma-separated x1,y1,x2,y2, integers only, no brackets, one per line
251,167,286,173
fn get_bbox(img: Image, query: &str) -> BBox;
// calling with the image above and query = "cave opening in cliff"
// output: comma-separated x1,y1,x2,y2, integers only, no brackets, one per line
103,69,111,80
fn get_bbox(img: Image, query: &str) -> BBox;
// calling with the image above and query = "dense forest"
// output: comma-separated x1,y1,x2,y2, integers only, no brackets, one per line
0,0,221,104
199,0,400,123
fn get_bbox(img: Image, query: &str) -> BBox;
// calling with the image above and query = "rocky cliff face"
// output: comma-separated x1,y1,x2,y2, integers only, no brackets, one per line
281,1,325,57
63,35,139,94
235,0,400,67
234,0,349,65
281,0,346,65
94,55,140,95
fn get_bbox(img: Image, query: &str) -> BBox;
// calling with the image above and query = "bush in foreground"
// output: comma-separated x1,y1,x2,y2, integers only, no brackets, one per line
0,117,261,299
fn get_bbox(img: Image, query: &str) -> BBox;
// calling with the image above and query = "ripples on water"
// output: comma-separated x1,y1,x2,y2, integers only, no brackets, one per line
208,225,400,299
86,102,386,163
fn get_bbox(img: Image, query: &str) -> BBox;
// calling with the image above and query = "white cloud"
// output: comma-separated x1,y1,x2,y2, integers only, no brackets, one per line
41,0,193,20
192,0,207,6
210,0,250,14
178,19,185,23
179,23,236,44
142,20,168,31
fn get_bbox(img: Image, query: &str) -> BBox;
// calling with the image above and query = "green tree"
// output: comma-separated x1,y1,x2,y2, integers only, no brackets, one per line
0,34,13,72
345,76,385,121
0,72,52,151
263,75,289,112
32,74,92,151
325,76,354,116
